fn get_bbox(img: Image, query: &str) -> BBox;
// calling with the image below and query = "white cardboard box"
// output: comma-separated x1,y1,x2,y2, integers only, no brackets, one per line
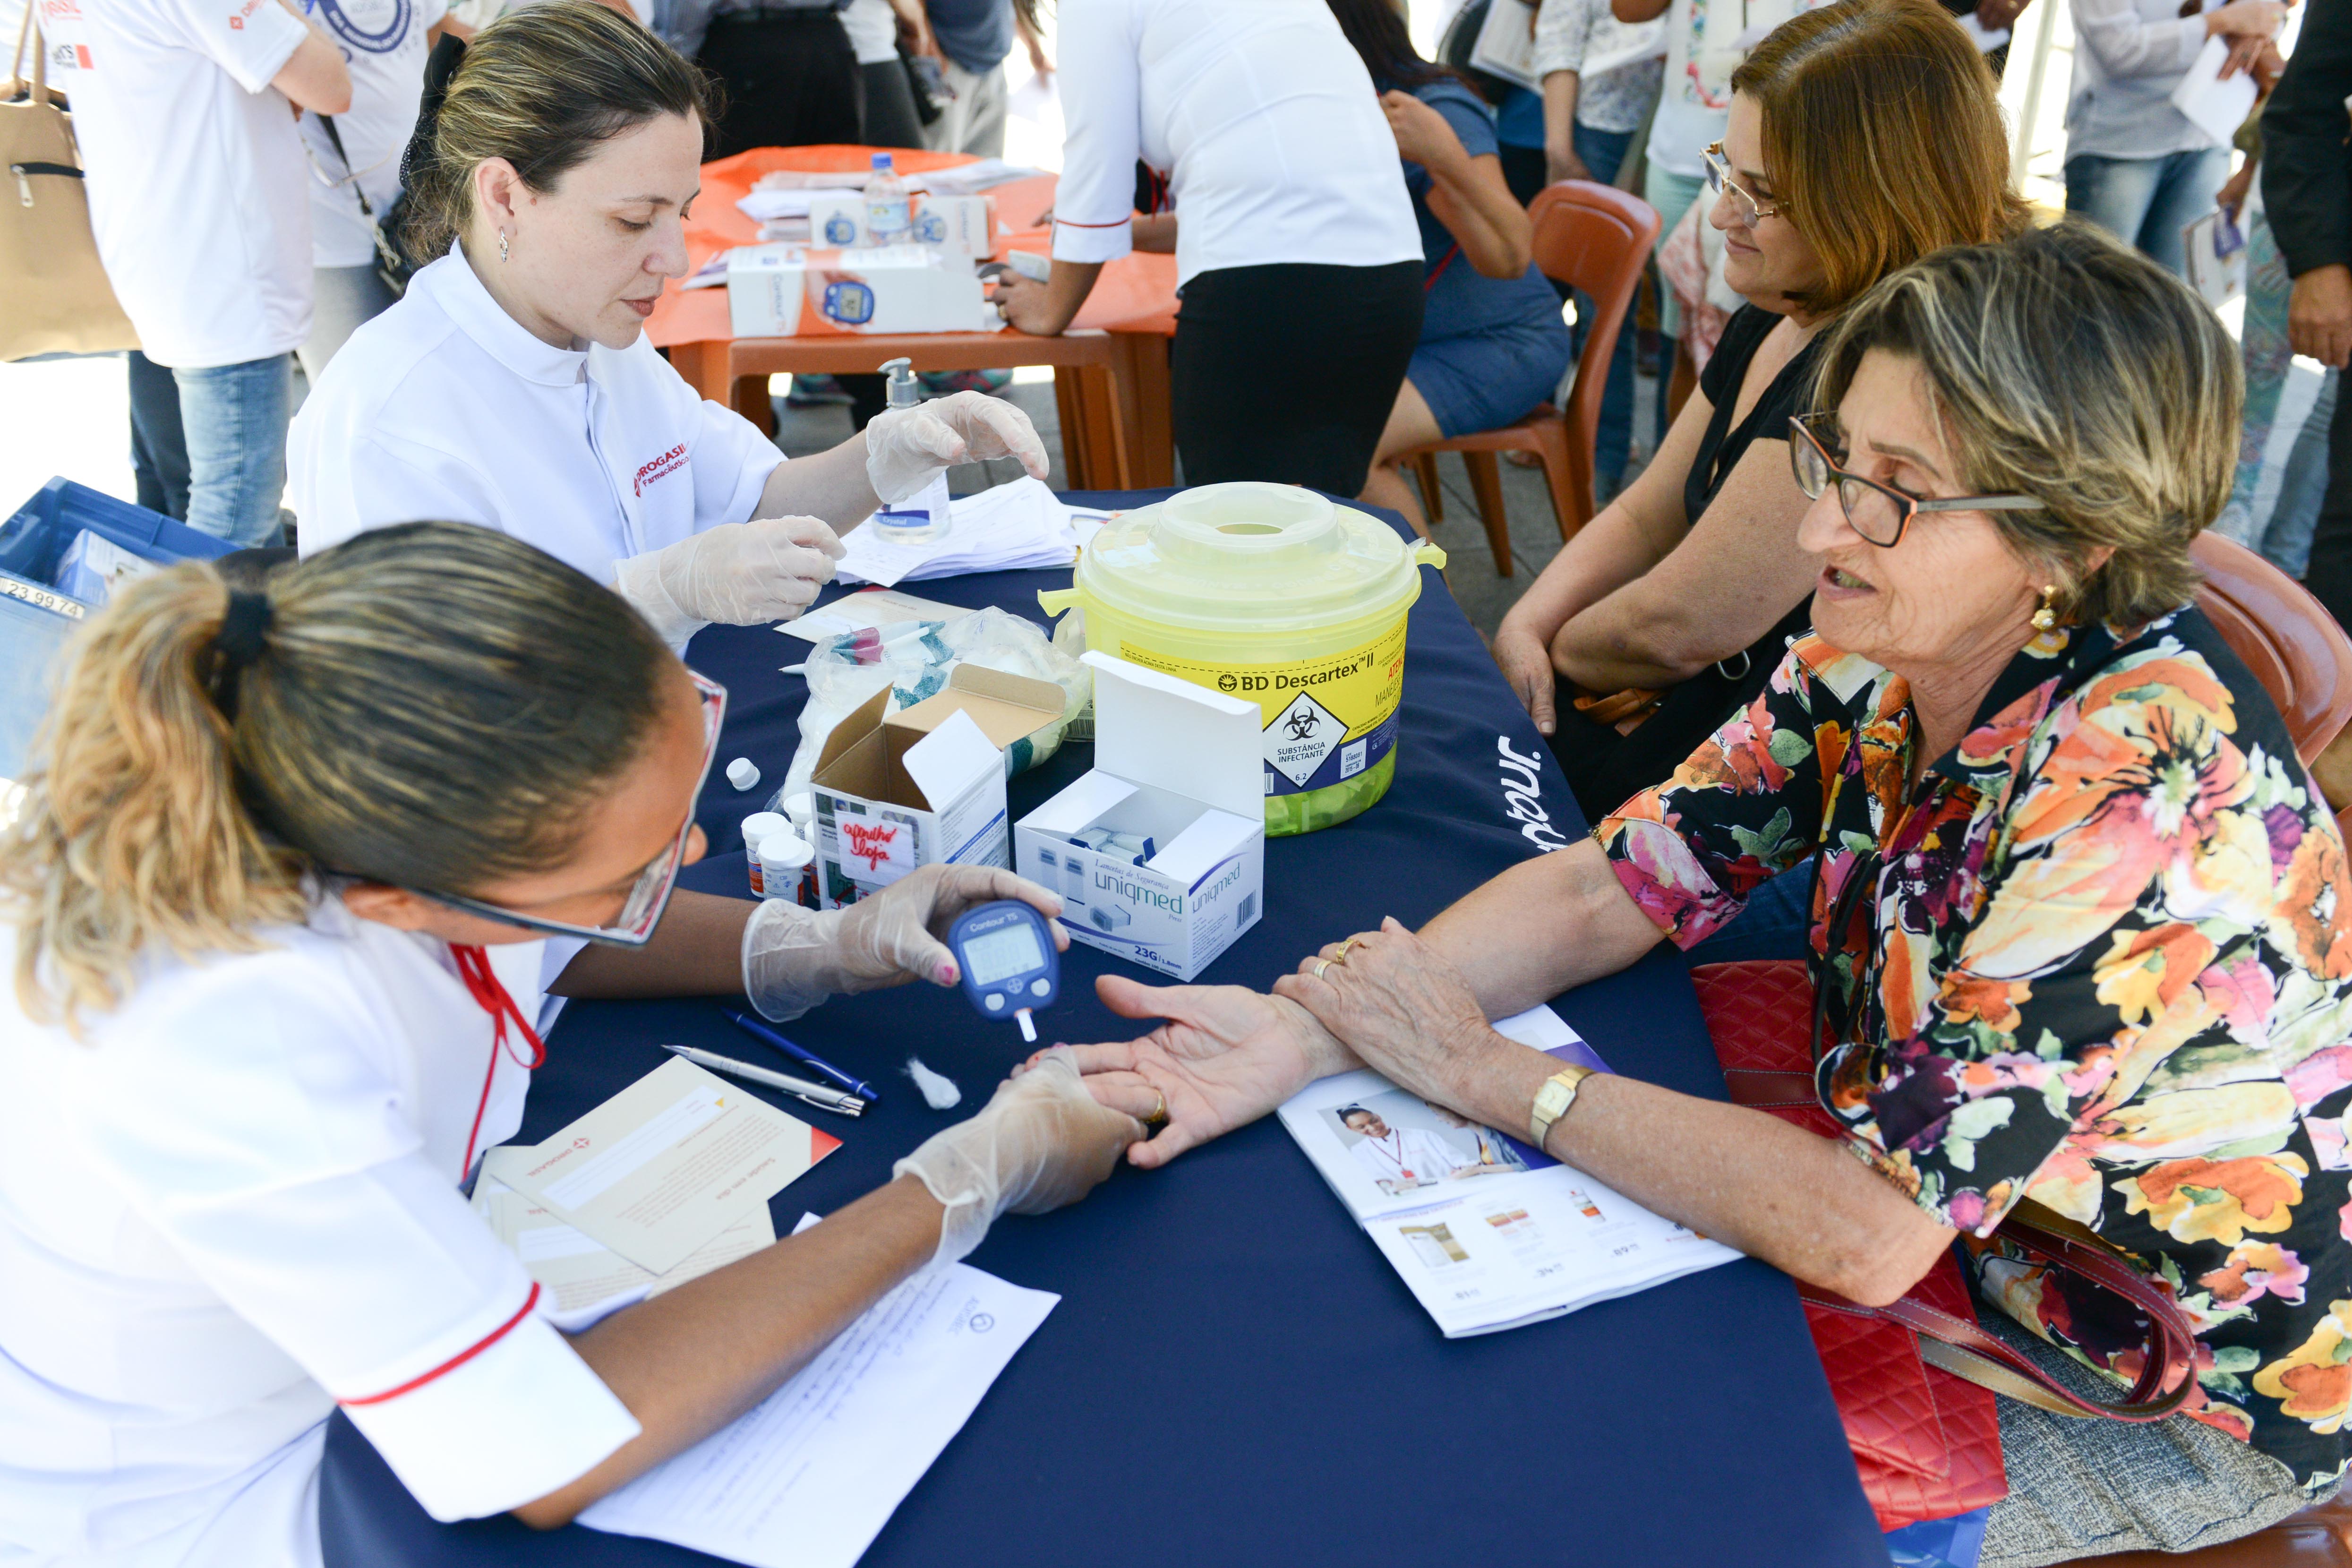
727,243,995,336
802,193,995,257
1015,653,1265,980
811,666,1066,908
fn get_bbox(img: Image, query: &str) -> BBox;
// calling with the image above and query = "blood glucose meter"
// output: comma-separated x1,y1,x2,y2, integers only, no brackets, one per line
948,900,1059,1042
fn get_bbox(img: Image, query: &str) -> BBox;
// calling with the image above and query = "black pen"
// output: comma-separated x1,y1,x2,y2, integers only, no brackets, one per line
726,1011,883,1102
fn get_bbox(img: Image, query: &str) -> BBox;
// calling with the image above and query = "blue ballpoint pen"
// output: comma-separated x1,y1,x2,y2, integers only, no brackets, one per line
725,1011,882,1102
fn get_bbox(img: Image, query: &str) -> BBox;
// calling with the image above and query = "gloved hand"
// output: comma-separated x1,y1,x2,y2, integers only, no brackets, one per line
894,1049,1144,1267
612,515,846,644
863,391,1049,505
740,863,1068,1021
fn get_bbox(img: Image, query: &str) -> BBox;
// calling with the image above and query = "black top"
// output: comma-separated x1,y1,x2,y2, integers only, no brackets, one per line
1551,304,1822,823
2261,0,2352,277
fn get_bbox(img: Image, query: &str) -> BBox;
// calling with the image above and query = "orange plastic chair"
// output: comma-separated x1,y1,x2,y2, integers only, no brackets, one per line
1402,180,1660,576
2190,531,2352,766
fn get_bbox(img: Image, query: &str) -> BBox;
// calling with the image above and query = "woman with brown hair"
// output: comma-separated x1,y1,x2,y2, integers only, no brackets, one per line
1491,0,2027,827
0,524,1140,1564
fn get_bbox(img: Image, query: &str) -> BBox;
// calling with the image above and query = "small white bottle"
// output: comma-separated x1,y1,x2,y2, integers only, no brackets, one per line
756,833,815,902
864,153,912,247
870,357,951,546
740,811,788,897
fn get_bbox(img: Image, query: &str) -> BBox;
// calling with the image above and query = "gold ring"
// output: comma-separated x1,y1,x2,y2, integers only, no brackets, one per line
1144,1089,1169,1131
1333,937,1359,964
1312,959,1333,980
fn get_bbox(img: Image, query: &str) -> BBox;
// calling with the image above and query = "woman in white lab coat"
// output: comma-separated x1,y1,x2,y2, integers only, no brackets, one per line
0,523,1141,1566
288,0,1043,648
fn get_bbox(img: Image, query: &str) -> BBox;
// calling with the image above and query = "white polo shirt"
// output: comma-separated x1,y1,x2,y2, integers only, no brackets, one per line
296,0,449,269
0,901,641,1567
1050,0,1421,289
35,0,315,368
287,249,786,586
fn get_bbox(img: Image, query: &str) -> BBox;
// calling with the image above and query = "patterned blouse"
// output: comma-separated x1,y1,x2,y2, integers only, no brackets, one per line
1596,608,2352,1491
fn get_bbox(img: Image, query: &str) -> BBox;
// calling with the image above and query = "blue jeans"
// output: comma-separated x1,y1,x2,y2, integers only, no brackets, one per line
1568,122,1639,498
1682,857,1815,966
176,354,291,546
2259,369,2340,580
2063,147,2230,277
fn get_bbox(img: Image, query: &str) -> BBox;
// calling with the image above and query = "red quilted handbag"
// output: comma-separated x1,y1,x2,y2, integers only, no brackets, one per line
1690,960,2202,1532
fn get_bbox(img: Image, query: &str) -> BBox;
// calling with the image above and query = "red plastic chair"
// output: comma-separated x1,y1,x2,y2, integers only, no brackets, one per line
1402,181,1660,576
2190,531,2352,766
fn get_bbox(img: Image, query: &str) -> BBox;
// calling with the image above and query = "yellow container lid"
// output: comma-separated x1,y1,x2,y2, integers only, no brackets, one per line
1069,483,1443,636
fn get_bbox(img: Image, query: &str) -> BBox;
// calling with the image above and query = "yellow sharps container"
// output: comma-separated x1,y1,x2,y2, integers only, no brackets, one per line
1038,482,1446,835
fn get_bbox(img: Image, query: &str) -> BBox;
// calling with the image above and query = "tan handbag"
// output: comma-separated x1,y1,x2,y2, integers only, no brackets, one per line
2,5,138,362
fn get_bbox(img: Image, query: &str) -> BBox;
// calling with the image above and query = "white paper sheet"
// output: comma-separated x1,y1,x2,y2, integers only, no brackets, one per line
836,475,1080,586
2170,36,2260,147
1468,0,1540,91
471,1177,777,1331
1956,10,2010,51
580,1231,1056,1568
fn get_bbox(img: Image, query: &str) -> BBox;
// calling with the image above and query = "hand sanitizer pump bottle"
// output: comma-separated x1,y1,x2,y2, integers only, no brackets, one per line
871,357,952,546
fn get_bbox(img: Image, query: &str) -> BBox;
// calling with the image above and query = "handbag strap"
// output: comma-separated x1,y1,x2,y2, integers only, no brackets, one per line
9,2,52,109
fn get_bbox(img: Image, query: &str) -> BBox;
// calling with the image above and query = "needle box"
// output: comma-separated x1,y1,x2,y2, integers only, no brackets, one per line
1014,652,1265,980
811,665,1066,908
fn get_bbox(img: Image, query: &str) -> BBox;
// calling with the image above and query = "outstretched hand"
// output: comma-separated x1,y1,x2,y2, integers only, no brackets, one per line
1018,976,1358,1168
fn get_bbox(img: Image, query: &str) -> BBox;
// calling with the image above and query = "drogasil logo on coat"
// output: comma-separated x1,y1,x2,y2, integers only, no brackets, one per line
228,0,263,27
634,444,688,496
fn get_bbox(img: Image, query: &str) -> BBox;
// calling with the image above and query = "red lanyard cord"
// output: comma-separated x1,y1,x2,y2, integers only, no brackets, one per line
1424,243,1462,292
451,944,547,1180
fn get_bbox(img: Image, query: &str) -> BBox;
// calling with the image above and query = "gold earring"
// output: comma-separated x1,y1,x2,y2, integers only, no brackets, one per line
2031,585,2059,632
498,230,510,263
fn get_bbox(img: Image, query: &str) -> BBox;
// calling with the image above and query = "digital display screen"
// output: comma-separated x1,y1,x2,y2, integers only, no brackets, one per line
963,923,1045,987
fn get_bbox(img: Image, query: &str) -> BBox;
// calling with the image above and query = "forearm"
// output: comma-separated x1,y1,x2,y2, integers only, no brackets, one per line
1445,1052,1950,1304
517,1176,943,1527
550,890,754,999
1024,260,1105,337
1550,579,1728,691
1130,214,1178,253
1493,498,1679,653
1541,71,1582,163
756,441,882,531
1423,154,1531,278
1419,841,1662,1018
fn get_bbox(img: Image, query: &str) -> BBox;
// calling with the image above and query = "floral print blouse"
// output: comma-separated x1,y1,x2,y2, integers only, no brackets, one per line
1596,608,2352,1491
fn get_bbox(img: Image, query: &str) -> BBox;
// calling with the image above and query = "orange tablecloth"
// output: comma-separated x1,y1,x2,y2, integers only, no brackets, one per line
644,145,1180,349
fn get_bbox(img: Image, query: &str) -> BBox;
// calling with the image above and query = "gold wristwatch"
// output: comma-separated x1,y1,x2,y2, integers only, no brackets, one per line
1528,1066,1594,1149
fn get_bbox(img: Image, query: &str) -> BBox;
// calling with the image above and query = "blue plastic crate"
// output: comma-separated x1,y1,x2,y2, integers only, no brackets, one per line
0,480,238,784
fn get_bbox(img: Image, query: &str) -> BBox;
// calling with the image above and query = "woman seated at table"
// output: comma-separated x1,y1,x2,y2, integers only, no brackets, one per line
0,523,1142,1564
1059,225,2352,1562
1488,0,2025,823
1325,0,1574,540
990,0,1425,498
288,0,1047,650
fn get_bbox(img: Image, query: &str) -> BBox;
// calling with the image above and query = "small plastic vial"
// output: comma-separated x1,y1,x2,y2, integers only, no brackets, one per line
757,833,814,902
739,812,788,896
726,757,761,791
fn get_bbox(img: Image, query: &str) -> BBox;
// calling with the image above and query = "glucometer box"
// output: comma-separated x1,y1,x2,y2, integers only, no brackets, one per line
727,242,995,336
1015,652,1265,980
811,665,1065,908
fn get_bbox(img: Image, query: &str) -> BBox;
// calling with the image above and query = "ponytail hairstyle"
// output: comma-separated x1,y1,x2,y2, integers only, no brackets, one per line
0,523,674,1030
400,0,714,260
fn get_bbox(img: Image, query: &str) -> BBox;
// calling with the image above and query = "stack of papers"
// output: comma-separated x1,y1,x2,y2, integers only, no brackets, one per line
581,1214,1056,1568
475,1057,840,1325
918,158,1042,195
837,476,1106,588
1279,1007,1739,1337
736,185,860,223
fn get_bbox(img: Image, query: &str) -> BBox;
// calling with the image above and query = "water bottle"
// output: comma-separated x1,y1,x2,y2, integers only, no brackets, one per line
865,154,912,247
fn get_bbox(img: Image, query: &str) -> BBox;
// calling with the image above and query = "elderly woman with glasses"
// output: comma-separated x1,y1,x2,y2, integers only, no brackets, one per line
0,523,1140,1564
1490,0,2027,831
1058,224,2352,1563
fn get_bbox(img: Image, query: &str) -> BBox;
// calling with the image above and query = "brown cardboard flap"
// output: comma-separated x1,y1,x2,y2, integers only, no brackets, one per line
814,684,895,778
889,665,1065,749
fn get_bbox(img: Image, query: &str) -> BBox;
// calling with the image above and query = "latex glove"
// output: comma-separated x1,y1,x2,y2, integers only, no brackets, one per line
612,515,845,643
740,863,1068,1021
893,1049,1143,1267
862,391,1049,505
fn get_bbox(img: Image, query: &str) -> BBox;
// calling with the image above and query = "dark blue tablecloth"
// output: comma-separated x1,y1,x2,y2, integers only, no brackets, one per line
318,494,1890,1568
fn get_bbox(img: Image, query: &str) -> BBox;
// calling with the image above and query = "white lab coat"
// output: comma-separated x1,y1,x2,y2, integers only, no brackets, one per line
0,900,640,1567
287,249,785,588
1349,1125,1475,1190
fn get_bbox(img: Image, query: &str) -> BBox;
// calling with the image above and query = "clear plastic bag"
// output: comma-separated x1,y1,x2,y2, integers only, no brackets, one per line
771,607,1089,810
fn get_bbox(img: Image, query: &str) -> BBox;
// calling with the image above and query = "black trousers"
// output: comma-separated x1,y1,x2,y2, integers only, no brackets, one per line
1169,260,1423,496
2303,368,2352,634
127,350,190,520
858,57,924,148
699,10,862,162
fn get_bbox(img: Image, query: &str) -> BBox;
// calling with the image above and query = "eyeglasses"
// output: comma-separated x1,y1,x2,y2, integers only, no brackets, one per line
1788,414,2044,548
406,671,729,947
1702,141,1783,227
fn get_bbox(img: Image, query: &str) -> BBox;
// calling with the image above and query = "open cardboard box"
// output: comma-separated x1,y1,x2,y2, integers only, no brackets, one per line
1015,652,1265,979
811,665,1065,908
